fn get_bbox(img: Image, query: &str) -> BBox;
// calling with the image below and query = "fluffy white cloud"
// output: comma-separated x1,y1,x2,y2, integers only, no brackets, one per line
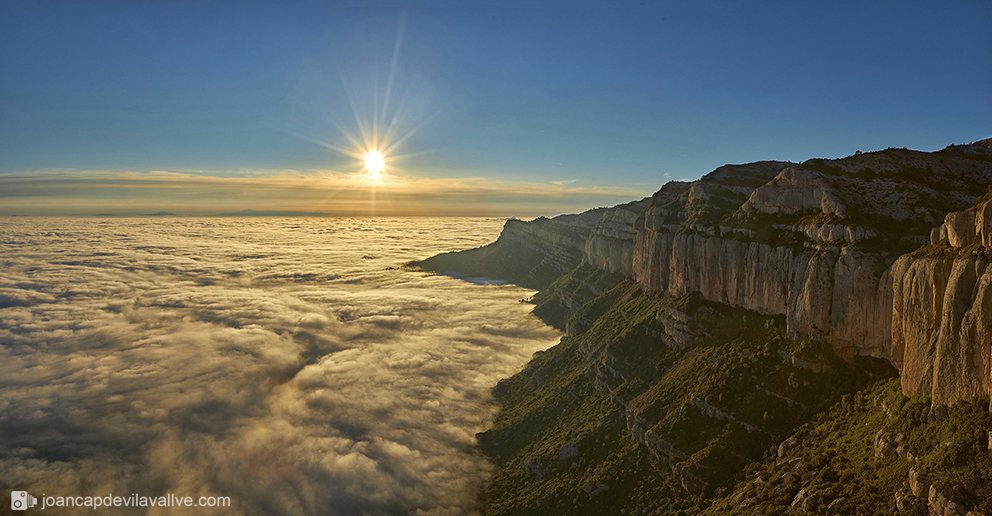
0,217,561,515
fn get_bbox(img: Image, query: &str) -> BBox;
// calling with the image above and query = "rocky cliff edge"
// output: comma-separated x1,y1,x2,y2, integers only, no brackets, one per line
418,140,992,408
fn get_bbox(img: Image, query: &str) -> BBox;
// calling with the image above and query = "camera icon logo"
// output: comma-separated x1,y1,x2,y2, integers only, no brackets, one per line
11,491,37,511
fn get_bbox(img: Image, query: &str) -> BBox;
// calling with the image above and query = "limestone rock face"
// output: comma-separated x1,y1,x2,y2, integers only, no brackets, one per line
945,211,977,247
624,154,991,404
780,223,879,244
979,200,992,247
585,198,650,275
414,212,593,289
931,202,992,248
631,219,893,359
423,140,992,408
891,257,992,406
500,218,587,272
742,167,847,217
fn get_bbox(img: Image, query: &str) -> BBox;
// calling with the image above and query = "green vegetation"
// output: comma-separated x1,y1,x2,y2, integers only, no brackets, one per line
478,258,989,516
530,263,626,330
684,192,750,226
730,210,815,251
796,211,842,226
702,380,992,515
906,239,953,260
908,237,992,262
958,238,992,261
478,274,901,515
477,326,696,516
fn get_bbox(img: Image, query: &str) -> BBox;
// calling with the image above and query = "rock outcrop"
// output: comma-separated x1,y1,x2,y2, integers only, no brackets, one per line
743,167,847,217
413,199,647,290
614,142,992,403
584,198,650,276
412,214,588,289
631,216,895,359
891,255,991,407
932,200,992,248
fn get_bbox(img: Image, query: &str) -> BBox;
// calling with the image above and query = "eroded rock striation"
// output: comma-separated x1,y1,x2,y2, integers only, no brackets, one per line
636,144,991,405
414,199,648,290
892,252,992,407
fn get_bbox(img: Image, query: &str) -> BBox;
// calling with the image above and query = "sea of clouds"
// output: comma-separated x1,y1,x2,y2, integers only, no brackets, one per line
0,217,561,515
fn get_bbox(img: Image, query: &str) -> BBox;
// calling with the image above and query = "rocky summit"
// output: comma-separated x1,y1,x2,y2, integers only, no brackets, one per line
415,139,992,516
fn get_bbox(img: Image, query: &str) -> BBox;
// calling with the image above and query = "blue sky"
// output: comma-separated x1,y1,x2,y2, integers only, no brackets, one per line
1,1,990,215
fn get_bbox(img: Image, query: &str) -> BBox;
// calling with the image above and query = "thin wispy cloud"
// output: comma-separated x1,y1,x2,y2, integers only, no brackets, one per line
0,169,648,216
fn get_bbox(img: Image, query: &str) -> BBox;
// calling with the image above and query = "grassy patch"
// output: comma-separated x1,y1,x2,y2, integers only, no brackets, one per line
702,379,992,515
480,279,889,514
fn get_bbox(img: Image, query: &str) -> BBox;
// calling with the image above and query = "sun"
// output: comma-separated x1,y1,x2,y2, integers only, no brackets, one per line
364,151,384,178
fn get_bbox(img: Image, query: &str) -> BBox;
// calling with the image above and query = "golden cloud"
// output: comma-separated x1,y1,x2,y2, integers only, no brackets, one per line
0,169,649,216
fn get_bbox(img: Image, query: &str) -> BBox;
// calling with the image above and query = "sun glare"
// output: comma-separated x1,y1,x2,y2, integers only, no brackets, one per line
365,151,385,178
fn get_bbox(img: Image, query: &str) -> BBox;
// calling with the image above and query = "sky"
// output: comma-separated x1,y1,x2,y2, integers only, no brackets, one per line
1,0,990,216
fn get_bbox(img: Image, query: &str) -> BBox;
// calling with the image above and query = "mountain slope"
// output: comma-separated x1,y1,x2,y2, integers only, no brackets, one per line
417,138,992,515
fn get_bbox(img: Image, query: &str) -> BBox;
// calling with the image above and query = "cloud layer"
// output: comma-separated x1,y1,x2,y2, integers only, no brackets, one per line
0,217,561,515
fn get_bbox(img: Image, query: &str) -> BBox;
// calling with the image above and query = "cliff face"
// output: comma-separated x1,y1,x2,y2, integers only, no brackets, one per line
414,199,647,289
431,141,992,407
583,198,649,276
419,140,992,406
632,218,895,359
608,144,992,404
891,201,992,408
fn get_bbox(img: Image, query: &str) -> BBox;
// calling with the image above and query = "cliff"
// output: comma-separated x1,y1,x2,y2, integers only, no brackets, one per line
414,199,648,290
891,198,992,409
430,141,992,405
418,139,992,515
627,145,992,371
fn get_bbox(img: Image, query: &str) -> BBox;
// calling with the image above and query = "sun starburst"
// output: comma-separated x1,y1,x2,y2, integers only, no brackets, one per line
364,151,384,179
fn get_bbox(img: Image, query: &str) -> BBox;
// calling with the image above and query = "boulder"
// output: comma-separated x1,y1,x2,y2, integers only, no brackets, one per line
791,487,820,512
778,436,798,458
582,480,609,498
559,442,579,461
928,485,967,516
827,497,847,513
945,211,976,247
945,501,968,516
895,491,918,511
523,456,549,481
909,468,931,498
